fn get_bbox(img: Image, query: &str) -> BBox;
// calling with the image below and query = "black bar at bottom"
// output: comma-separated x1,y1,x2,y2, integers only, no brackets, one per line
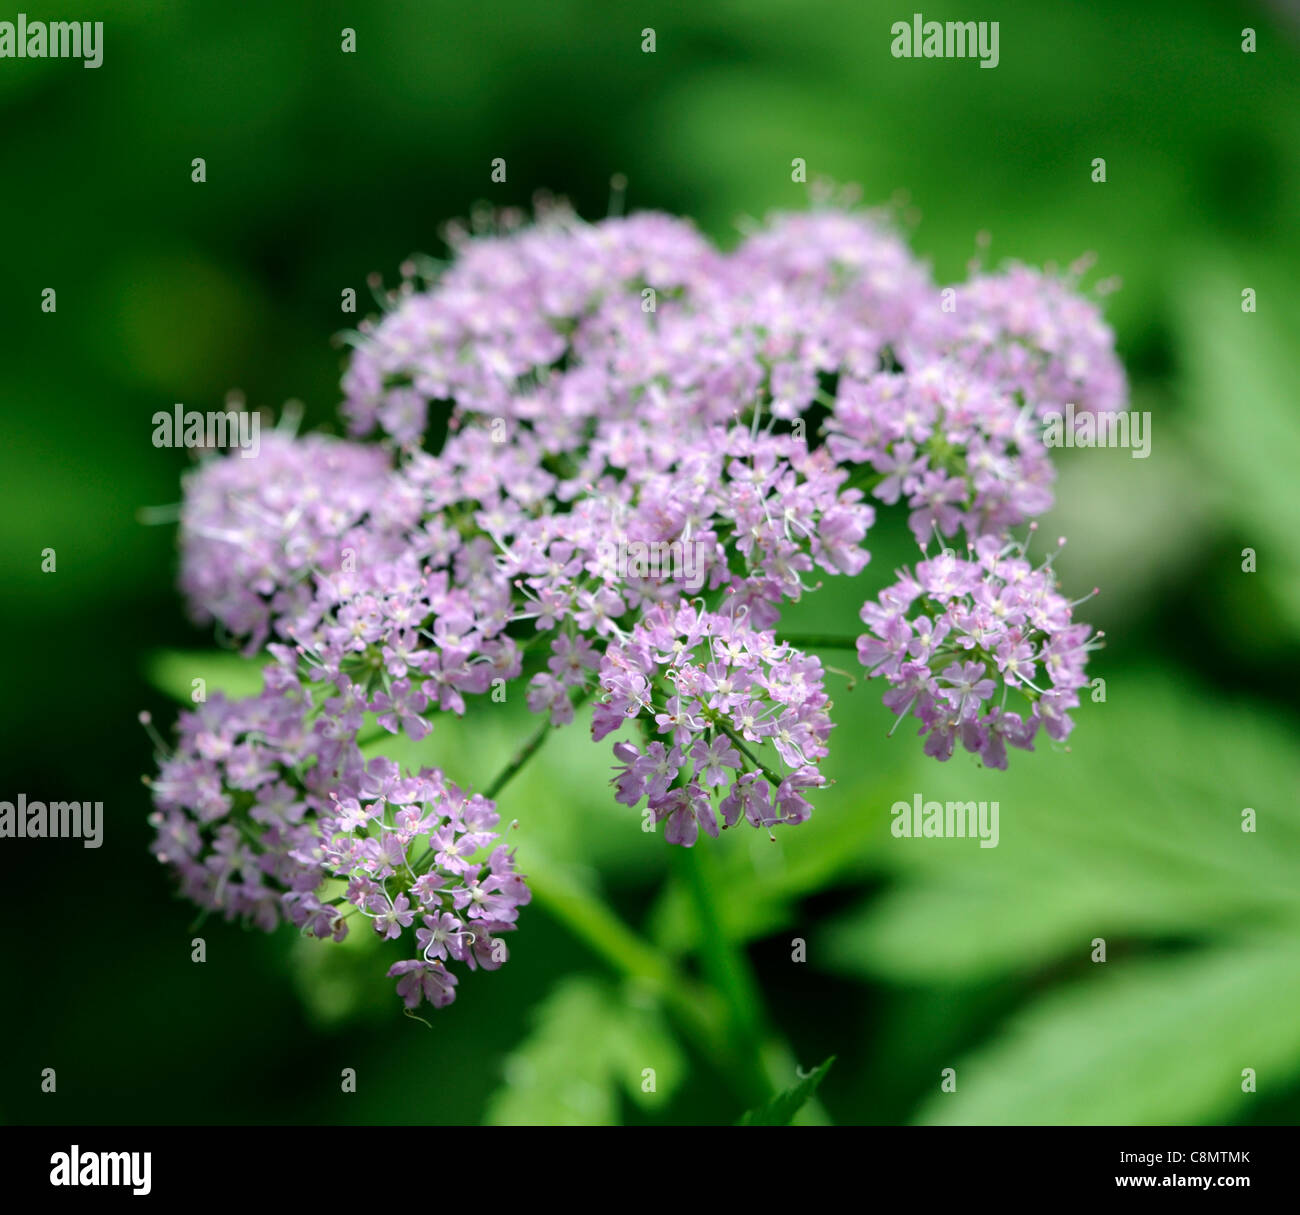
0,1124,1286,1201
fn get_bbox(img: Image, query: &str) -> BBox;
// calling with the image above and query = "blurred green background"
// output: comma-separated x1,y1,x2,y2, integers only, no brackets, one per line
2,0,1298,1125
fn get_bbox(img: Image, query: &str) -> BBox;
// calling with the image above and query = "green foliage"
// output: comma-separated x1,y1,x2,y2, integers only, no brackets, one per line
822,669,1300,982
146,648,265,704
1176,260,1300,639
738,1056,835,1125
819,668,1300,1122
15,0,1295,1127
483,976,684,1125
915,938,1300,1126
288,916,394,1029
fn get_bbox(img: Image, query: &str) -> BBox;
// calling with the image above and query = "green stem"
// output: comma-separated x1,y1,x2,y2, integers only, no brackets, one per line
670,844,773,1105
712,718,784,788
485,713,561,800
428,684,756,1099
491,683,593,801
524,867,724,1063
363,681,809,1115
671,847,832,1123
488,685,594,800
777,634,861,651
409,685,594,875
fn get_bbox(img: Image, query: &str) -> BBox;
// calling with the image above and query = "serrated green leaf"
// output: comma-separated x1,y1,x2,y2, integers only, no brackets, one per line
916,935,1300,1125
820,667,1300,984
484,976,684,1125
737,1055,834,1125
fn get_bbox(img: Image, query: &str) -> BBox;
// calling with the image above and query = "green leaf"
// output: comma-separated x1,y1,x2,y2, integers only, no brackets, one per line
915,936,1300,1125
484,976,684,1125
145,648,265,704
820,667,1300,984
1176,261,1300,638
737,1056,834,1125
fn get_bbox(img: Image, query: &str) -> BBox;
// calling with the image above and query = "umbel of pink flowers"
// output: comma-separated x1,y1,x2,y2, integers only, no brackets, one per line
147,196,1124,1010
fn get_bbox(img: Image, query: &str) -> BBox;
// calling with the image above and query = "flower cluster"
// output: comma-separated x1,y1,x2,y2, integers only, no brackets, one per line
178,432,419,651
856,532,1098,769
595,601,831,843
322,762,528,1011
147,655,527,1012
914,262,1127,420
151,196,1125,1011
825,362,1054,546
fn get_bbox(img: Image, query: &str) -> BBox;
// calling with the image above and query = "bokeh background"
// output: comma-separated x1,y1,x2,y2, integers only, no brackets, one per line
2,0,1298,1125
